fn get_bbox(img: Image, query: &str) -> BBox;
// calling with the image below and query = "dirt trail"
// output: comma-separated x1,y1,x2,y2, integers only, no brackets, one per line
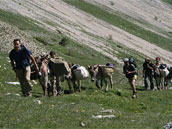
0,0,172,65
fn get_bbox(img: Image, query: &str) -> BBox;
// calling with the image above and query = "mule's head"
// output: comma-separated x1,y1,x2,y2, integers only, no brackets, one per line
88,65,98,82
34,55,49,70
40,55,49,62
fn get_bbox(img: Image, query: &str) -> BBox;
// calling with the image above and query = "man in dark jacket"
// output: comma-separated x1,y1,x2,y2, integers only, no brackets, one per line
143,58,154,90
9,39,39,96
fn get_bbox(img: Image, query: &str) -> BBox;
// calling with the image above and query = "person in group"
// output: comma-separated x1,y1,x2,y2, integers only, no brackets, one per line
9,39,39,97
123,58,137,98
143,58,154,90
153,57,161,90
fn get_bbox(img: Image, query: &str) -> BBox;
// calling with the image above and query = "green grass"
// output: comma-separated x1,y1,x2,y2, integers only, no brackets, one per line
0,9,47,33
163,0,172,5
1,58,172,129
63,0,172,52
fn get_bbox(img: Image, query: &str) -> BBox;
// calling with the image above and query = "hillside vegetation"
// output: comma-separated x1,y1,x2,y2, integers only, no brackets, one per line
0,0,172,129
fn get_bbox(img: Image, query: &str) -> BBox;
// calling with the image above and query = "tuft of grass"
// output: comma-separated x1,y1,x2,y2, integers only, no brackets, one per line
34,37,49,45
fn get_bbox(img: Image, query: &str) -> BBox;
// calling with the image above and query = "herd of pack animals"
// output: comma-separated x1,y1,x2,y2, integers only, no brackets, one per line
30,54,172,97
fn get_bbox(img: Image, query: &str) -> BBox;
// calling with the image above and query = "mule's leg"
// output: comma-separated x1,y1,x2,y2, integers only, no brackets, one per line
78,80,81,92
51,76,57,96
39,79,46,96
66,76,73,93
109,76,113,89
96,79,100,89
100,79,103,89
164,78,169,89
44,75,48,96
104,79,108,91
47,82,51,97
161,77,165,90
56,76,61,96
72,79,77,93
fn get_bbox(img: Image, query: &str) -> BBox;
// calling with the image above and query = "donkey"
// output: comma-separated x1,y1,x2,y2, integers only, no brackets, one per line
164,67,172,88
34,55,51,96
67,64,89,93
88,64,114,91
154,64,169,90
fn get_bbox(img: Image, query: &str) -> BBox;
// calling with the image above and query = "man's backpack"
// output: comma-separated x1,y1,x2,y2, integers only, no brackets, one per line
129,58,138,75
21,44,31,64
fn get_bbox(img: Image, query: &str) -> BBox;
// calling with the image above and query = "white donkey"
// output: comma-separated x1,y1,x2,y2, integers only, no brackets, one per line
154,64,169,90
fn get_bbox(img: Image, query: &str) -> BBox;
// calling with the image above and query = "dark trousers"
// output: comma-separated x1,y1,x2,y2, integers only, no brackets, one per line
144,73,154,90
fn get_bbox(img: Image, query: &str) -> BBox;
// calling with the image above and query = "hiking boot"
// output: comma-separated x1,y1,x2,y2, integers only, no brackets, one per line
132,94,137,99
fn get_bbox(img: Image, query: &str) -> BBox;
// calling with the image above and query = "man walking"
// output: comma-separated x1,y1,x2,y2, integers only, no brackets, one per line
9,39,39,96
123,58,137,98
143,58,154,90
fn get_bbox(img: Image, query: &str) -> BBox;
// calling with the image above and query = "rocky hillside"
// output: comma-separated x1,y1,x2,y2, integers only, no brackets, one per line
0,0,172,65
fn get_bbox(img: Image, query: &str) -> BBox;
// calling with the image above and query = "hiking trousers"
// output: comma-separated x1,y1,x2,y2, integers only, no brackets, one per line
16,66,32,96
144,73,154,90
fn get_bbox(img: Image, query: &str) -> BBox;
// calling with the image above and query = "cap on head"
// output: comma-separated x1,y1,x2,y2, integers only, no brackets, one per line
123,58,129,62
156,57,160,61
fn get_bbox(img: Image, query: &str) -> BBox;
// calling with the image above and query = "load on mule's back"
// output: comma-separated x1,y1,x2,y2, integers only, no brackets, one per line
88,63,114,91
68,64,89,93
100,65,114,77
72,64,89,80
49,57,70,76
48,51,71,96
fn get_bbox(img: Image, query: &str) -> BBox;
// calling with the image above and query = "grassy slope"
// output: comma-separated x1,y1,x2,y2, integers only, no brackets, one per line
163,0,172,5
63,0,172,52
0,6,172,129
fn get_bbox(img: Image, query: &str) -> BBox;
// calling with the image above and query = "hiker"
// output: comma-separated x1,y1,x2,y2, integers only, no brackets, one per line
123,58,137,98
153,57,161,90
9,39,39,97
143,58,154,90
